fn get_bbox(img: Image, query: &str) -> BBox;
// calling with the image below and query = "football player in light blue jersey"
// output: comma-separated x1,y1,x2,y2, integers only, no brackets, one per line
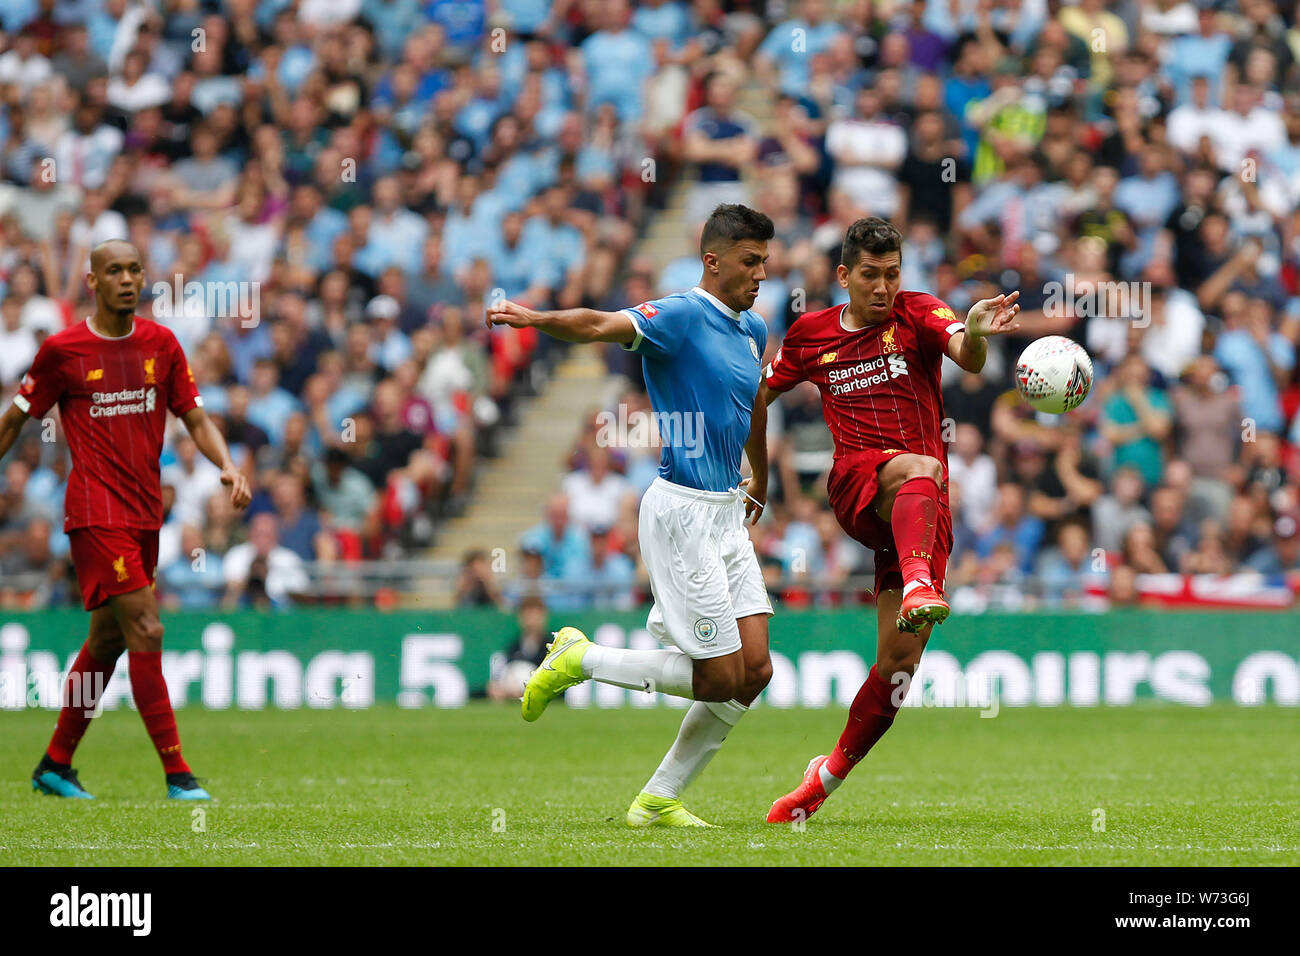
487,204,776,827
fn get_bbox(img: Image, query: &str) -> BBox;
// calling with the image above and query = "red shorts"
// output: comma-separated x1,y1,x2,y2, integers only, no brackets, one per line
827,448,953,596
67,527,159,611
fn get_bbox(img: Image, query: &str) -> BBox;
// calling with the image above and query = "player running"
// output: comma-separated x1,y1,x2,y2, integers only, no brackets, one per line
486,204,775,827
0,239,251,800
755,217,1019,823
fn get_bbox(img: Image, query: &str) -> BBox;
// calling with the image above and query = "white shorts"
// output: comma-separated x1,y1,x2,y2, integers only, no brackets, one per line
638,476,773,660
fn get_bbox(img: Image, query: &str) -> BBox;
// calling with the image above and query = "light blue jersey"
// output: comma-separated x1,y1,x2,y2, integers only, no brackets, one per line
621,287,767,493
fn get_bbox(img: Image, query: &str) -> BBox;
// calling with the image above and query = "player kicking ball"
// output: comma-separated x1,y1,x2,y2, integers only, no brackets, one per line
487,204,776,827
755,218,1019,823
0,239,251,800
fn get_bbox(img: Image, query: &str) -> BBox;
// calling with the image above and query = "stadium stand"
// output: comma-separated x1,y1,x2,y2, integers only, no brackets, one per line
499,0,1300,613
1,0,1299,615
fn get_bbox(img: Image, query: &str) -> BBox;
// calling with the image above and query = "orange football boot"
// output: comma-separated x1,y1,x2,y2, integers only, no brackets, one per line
896,584,949,633
766,754,831,823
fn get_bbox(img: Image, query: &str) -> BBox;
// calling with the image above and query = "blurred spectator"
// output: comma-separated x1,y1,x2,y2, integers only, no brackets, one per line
1100,352,1173,489
1212,290,1294,436
456,549,504,608
774,381,834,502
1245,513,1300,577
268,471,324,562
1150,484,1197,571
682,69,757,227
487,595,550,701
755,0,843,97
504,543,546,608
1138,280,1205,382
825,86,907,220
0,515,64,608
1171,355,1241,481
579,0,654,123
974,483,1045,576
1121,521,1169,574
311,447,377,534
221,513,310,610
161,434,223,529
520,492,590,585
948,423,997,527
1108,562,1141,607
159,523,225,610
0,296,37,386
588,524,637,610
1092,466,1152,554
1036,519,1104,607
561,444,632,533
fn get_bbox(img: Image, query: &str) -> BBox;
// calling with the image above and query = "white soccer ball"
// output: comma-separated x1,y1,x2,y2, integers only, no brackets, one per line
1014,336,1093,414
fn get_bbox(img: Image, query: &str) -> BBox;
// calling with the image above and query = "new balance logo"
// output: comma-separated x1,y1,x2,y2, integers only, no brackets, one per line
86,368,103,381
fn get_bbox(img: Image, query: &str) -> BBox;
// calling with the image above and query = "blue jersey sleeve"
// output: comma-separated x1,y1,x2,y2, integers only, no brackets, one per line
620,295,690,359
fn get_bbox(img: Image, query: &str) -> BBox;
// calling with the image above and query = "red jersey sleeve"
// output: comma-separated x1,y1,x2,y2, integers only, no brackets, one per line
165,332,203,417
764,327,806,393
13,336,66,419
913,294,966,358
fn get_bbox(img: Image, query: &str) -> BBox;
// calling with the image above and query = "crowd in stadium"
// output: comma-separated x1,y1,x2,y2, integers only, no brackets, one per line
465,0,1300,614
0,0,655,608
1,1,1299,613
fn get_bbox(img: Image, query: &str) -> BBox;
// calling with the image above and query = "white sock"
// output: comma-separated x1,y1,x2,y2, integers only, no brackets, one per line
643,699,747,799
901,578,932,597
818,762,844,794
581,645,695,698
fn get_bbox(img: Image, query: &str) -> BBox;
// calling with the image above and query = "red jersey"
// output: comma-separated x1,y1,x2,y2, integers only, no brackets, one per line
14,317,203,531
765,291,964,465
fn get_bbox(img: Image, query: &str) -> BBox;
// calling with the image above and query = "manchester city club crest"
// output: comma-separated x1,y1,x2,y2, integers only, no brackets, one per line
748,336,759,361
694,618,717,643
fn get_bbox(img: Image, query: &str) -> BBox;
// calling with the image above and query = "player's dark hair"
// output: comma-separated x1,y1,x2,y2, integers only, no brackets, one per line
840,217,903,267
700,204,774,258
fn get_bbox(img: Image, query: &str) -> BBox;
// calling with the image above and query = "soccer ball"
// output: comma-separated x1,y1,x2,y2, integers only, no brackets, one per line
1014,336,1094,414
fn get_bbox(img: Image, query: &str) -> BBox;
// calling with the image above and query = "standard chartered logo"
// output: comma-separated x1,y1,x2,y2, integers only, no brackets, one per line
89,387,157,418
826,354,909,396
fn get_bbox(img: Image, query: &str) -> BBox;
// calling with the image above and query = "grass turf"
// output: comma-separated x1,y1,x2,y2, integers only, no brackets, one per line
1,702,1296,866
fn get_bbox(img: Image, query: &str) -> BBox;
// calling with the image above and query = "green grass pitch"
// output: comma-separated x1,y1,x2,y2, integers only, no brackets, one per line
2,703,1296,866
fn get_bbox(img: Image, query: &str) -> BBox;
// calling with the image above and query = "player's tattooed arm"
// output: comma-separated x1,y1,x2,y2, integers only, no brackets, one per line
181,406,252,509
950,291,1022,373
486,299,636,345
742,384,771,525
0,403,28,462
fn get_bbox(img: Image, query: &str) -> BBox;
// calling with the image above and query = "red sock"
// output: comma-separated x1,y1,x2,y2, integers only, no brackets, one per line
825,665,903,779
128,651,190,775
46,643,118,765
891,476,941,588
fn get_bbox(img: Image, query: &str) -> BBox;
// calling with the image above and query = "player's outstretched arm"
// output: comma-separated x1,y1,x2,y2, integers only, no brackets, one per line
485,299,636,345
181,406,251,509
0,403,29,462
949,291,1022,373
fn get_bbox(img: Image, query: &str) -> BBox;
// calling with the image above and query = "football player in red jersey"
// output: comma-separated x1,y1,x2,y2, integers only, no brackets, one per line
752,218,1020,823
0,239,251,800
